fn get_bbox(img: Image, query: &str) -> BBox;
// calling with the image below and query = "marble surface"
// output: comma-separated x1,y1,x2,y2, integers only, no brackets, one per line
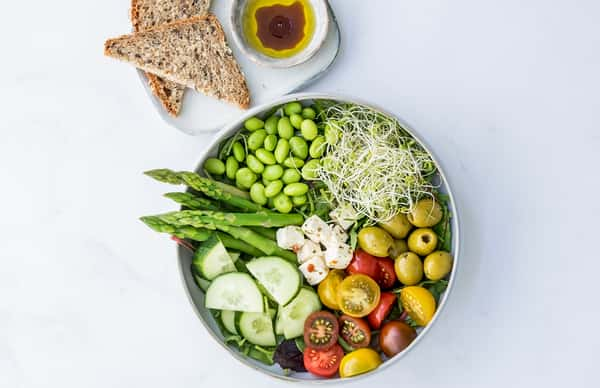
1,0,599,387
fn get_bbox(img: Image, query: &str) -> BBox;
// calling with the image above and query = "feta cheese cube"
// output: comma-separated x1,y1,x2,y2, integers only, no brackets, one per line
276,226,305,251
298,256,329,285
301,215,332,244
297,240,322,264
332,225,349,243
329,204,359,230
324,242,354,269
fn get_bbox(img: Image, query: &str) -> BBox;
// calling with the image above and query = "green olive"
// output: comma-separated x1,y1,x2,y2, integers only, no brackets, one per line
408,199,443,227
394,252,423,286
357,226,394,257
423,251,453,280
407,228,438,256
389,239,409,259
378,214,413,239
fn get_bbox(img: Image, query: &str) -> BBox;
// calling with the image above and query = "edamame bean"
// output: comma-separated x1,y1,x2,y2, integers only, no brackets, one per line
277,117,294,139
255,148,276,165
282,168,301,184
324,124,340,145
250,182,267,205
274,138,290,164
263,134,278,151
226,156,239,180
292,195,308,206
235,167,257,189
203,157,225,175
263,177,272,186
290,114,303,129
283,182,309,196
289,136,308,159
309,135,327,158
302,107,316,119
263,165,284,180
246,154,265,174
300,119,318,141
232,141,245,162
283,156,305,169
265,180,284,198
302,159,320,180
284,102,302,116
248,129,267,151
264,116,279,135
244,117,264,131
273,193,293,213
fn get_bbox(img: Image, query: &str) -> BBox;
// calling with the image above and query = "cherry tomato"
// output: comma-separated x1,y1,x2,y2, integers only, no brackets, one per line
375,257,397,289
346,249,379,279
304,311,339,350
400,286,436,326
337,274,381,317
303,344,344,377
317,270,345,310
367,292,396,329
339,315,371,348
338,348,382,378
379,320,417,357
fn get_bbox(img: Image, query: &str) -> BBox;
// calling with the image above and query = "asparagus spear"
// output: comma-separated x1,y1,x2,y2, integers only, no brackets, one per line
163,192,220,211
140,216,264,257
249,226,277,241
145,169,262,212
157,210,303,228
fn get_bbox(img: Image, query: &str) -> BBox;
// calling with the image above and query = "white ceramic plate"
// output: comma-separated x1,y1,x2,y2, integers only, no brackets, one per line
138,1,341,135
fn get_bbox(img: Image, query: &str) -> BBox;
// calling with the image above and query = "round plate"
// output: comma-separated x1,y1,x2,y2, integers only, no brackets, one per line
176,92,461,382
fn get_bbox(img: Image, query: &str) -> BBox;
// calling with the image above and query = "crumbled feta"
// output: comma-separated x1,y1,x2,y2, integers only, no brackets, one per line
298,256,329,285
301,215,332,244
331,225,349,243
329,204,359,230
297,240,322,264
276,226,305,251
324,242,354,269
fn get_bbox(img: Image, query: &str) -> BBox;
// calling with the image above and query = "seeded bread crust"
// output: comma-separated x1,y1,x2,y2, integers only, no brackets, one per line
131,0,211,116
105,15,250,109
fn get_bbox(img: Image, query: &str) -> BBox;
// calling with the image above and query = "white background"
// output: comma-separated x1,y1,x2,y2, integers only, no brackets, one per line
1,0,599,387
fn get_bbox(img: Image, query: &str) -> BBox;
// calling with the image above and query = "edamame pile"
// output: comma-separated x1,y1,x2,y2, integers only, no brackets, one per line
203,102,326,213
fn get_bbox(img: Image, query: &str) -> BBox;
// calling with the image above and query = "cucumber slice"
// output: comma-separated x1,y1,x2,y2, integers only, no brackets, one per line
280,288,322,339
237,311,277,346
193,273,211,292
246,256,301,306
193,235,236,280
221,310,237,334
274,306,284,335
205,273,264,312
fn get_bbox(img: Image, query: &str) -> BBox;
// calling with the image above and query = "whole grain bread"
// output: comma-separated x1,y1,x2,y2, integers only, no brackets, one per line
105,15,250,109
131,0,211,116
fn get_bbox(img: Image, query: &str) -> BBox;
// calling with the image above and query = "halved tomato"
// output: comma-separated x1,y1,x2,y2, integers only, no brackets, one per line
317,270,345,310
367,292,396,329
304,311,339,350
375,257,397,289
346,249,379,279
337,274,381,317
304,344,344,377
339,315,371,348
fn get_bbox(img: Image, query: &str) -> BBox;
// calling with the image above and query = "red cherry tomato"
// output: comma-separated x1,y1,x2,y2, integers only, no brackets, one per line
367,292,397,329
347,249,379,279
375,257,397,289
303,344,344,377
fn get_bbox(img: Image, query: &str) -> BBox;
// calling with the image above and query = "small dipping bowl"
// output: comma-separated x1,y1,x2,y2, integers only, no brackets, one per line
230,0,330,68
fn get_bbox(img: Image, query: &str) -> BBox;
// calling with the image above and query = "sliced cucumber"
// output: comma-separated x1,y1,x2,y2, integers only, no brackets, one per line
246,256,301,306
236,311,277,346
193,273,211,292
193,235,236,280
274,306,285,335
229,251,240,263
221,310,237,334
279,287,322,339
205,273,263,312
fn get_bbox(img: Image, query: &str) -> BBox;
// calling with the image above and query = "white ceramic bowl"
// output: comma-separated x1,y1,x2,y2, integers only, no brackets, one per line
177,93,461,382
230,0,330,68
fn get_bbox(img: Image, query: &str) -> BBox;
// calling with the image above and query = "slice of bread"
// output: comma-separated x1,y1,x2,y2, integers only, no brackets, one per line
131,0,211,116
105,15,250,109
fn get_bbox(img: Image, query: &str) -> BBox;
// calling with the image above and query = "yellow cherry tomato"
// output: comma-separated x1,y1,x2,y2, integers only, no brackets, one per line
317,269,345,310
400,286,436,326
339,348,382,378
337,274,381,317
